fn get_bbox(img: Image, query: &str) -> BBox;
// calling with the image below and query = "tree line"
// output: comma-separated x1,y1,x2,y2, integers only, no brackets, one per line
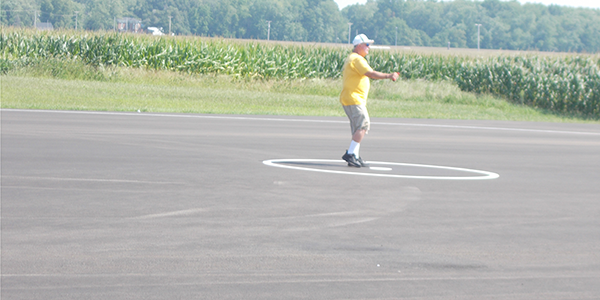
2,0,599,53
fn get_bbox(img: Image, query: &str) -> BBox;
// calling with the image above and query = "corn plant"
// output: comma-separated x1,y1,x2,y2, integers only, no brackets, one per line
1,29,598,118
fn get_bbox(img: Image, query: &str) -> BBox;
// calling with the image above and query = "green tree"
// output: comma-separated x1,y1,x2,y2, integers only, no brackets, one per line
189,3,211,35
579,13,600,53
24,0,600,53
342,0,378,42
1,0,38,27
299,0,345,43
534,16,557,51
247,0,302,40
40,0,54,24
39,0,78,28
83,0,114,30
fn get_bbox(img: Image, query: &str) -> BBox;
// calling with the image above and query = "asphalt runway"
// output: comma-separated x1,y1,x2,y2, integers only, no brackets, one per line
2,109,600,299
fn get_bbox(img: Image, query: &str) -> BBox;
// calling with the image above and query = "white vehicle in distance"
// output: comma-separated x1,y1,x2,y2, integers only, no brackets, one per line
147,27,164,36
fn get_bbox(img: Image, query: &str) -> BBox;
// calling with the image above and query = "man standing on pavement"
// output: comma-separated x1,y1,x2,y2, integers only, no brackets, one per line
340,34,399,167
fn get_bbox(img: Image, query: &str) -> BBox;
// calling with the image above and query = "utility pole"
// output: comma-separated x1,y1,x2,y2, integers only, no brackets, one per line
33,10,36,29
395,26,398,46
347,22,352,44
74,11,78,30
266,20,271,40
475,23,482,50
169,16,172,34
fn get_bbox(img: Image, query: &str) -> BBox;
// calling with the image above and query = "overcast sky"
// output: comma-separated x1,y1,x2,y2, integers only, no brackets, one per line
334,0,600,10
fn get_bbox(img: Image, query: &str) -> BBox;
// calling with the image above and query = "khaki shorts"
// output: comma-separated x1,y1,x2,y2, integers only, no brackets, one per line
343,104,370,135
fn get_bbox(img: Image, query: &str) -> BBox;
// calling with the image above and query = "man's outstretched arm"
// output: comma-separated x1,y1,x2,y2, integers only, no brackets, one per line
365,71,399,81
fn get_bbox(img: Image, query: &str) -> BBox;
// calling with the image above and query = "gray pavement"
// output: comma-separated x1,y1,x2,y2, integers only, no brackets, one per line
2,109,600,299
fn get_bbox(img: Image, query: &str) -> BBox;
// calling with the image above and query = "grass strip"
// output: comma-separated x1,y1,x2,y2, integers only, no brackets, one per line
2,71,594,123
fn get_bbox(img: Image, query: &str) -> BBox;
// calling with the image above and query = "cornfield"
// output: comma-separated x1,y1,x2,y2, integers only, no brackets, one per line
2,30,599,118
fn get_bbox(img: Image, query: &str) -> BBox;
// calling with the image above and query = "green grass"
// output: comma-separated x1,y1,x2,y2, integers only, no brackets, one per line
1,76,342,116
1,58,596,123
3,29,599,118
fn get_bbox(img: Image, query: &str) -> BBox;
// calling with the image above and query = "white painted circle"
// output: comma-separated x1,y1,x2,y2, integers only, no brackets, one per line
263,159,499,180
369,166,392,171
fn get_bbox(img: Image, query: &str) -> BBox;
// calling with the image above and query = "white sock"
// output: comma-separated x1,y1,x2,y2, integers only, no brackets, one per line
348,140,360,157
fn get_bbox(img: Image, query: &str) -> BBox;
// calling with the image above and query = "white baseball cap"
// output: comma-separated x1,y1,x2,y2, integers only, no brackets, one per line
352,34,374,46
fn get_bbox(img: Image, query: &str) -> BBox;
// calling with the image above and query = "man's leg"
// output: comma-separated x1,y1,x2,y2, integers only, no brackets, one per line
343,129,363,168
348,129,366,157
342,105,369,167
352,129,366,143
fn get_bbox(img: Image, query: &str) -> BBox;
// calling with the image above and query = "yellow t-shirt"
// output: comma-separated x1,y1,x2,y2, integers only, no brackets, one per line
339,52,373,106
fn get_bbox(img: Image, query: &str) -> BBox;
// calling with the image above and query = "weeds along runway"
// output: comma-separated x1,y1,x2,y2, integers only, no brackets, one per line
2,109,600,300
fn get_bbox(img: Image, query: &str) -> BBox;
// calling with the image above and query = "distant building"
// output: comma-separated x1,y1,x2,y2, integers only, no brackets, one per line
116,17,142,33
36,22,54,30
